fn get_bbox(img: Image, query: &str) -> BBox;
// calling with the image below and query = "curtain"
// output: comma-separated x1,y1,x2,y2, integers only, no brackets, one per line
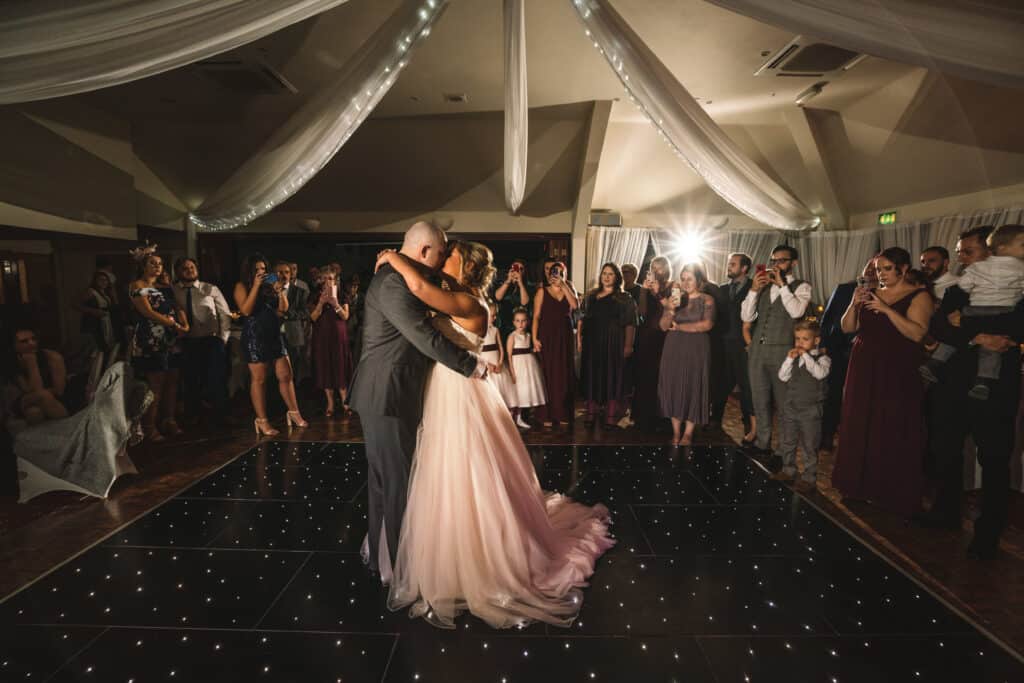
705,0,1024,89
190,0,449,231
569,0,819,231
0,0,349,105
504,0,528,213
585,226,652,291
649,228,731,283
792,229,880,303
878,205,1024,269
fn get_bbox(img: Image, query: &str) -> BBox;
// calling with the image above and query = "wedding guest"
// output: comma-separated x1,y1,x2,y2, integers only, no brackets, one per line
234,253,307,436
481,304,516,409
76,271,116,361
818,256,879,452
920,246,959,301
775,321,831,493
345,278,365,362
579,263,638,428
919,226,1023,558
532,261,578,428
277,261,311,386
632,256,672,432
741,245,812,456
658,263,715,446
95,255,124,345
173,257,231,428
2,325,68,426
290,262,310,294
710,253,755,443
833,247,931,518
128,246,188,442
310,268,353,417
494,259,531,338
621,263,643,305
702,271,730,432
507,309,547,430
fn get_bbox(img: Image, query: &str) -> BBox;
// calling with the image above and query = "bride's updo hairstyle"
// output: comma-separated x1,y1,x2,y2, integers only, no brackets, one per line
451,240,496,294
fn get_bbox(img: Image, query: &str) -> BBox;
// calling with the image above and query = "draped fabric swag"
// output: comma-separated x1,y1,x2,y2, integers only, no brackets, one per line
0,0,350,105
705,0,1024,89
569,0,819,232
503,0,528,213
190,0,449,231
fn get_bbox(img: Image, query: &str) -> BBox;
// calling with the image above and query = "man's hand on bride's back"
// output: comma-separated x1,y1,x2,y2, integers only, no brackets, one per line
375,249,398,273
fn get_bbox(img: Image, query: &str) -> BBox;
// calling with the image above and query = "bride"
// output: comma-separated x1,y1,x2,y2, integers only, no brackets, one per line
374,241,614,630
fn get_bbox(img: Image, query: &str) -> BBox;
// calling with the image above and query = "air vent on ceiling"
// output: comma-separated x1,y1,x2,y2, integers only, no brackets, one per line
443,92,468,103
192,59,298,95
755,37,862,78
589,210,622,227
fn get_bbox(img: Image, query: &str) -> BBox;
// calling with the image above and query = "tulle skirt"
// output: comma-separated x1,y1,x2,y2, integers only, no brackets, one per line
387,362,614,629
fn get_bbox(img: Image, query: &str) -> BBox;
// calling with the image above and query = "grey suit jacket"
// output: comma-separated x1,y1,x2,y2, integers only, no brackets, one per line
347,264,476,421
282,284,309,347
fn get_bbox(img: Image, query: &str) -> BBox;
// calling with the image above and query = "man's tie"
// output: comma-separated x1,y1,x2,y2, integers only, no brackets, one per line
185,286,195,329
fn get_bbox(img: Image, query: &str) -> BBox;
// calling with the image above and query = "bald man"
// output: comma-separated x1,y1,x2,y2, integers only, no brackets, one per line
348,220,482,581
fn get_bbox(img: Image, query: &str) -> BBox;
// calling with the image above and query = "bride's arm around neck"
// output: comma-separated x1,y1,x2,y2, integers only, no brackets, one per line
378,252,486,329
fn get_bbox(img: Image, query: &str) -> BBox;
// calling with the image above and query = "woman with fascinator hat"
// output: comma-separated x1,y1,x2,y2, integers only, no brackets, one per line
127,243,189,442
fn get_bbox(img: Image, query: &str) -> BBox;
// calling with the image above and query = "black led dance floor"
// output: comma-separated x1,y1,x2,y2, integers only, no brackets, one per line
3,442,1024,682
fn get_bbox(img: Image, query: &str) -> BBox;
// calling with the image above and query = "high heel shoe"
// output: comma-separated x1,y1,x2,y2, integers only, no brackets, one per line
286,411,309,428
254,418,279,437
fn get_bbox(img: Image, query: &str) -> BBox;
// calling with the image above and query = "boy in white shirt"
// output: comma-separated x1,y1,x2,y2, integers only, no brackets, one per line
775,321,831,494
920,224,1024,399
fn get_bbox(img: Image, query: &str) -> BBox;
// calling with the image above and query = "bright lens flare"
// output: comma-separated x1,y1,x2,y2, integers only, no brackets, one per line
673,231,707,264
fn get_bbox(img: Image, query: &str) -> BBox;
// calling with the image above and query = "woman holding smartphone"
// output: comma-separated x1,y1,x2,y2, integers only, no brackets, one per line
532,261,579,428
310,268,353,417
234,253,306,436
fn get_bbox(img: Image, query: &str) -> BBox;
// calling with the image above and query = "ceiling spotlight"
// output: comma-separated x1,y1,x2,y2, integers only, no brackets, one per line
795,81,828,107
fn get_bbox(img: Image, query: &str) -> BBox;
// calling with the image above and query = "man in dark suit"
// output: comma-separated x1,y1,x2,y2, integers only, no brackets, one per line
348,221,482,578
710,253,754,434
277,261,310,386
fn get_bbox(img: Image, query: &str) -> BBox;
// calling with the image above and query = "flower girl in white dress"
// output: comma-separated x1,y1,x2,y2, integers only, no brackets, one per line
480,305,516,409
507,309,547,429
374,243,614,630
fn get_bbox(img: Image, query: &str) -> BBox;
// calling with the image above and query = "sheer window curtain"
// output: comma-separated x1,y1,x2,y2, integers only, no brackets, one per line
0,0,350,104
705,0,1024,88
585,227,652,291
503,0,528,213
569,0,819,231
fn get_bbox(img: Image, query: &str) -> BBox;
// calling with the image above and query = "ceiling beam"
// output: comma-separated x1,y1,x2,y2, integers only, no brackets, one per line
570,99,613,287
784,107,848,229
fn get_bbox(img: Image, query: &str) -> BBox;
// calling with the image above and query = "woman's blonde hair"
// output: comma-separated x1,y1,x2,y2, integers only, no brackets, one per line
451,240,496,294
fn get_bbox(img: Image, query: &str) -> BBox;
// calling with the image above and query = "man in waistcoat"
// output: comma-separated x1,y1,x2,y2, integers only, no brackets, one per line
740,245,812,458
710,252,754,436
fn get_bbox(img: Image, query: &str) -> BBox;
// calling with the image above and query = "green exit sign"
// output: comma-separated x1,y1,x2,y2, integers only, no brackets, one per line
878,211,897,225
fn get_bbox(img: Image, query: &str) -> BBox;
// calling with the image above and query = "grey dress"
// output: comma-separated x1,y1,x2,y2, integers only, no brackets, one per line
658,294,714,423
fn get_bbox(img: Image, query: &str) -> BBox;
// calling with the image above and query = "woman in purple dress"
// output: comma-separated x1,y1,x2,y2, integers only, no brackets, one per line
833,247,932,518
657,263,715,446
578,263,638,428
632,256,672,431
532,261,579,428
310,269,353,417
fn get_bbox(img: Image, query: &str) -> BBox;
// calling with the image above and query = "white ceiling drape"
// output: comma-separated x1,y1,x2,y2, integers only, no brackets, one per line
569,0,820,232
190,0,449,231
705,0,1024,89
0,0,350,105
503,0,528,213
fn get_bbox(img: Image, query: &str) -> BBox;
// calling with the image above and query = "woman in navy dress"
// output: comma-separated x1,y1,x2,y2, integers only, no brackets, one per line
233,253,307,436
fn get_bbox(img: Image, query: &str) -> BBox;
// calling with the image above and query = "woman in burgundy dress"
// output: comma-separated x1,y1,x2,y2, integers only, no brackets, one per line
310,269,353,417
632,256,672,431
532,261,579,428
832,247,933,518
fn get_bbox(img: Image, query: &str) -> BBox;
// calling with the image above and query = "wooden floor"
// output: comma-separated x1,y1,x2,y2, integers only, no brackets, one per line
2,398,1023,659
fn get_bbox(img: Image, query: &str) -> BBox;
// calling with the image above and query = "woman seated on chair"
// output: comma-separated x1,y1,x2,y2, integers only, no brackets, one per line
2,325,68,427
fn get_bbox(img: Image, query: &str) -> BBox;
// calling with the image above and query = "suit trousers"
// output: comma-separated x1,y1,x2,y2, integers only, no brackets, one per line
748,343,790,450
778,402,822,481
361,414,418,572
181,337,227,418
820,348,849,450
711,338,754,424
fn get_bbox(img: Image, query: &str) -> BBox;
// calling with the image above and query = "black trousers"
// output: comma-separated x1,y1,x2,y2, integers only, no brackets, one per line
361,414,418,572
820,348,849,449
927,349,1019,547
710,337,754,425
181,337,227,418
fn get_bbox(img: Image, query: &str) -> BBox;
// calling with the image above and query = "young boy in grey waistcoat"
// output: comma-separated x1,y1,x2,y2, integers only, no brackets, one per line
774,320,831,493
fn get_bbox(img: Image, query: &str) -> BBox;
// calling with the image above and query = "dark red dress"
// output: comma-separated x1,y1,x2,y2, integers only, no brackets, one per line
311,302,353,391
631,290,668,429
534,288,576,423
833,290,927,517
